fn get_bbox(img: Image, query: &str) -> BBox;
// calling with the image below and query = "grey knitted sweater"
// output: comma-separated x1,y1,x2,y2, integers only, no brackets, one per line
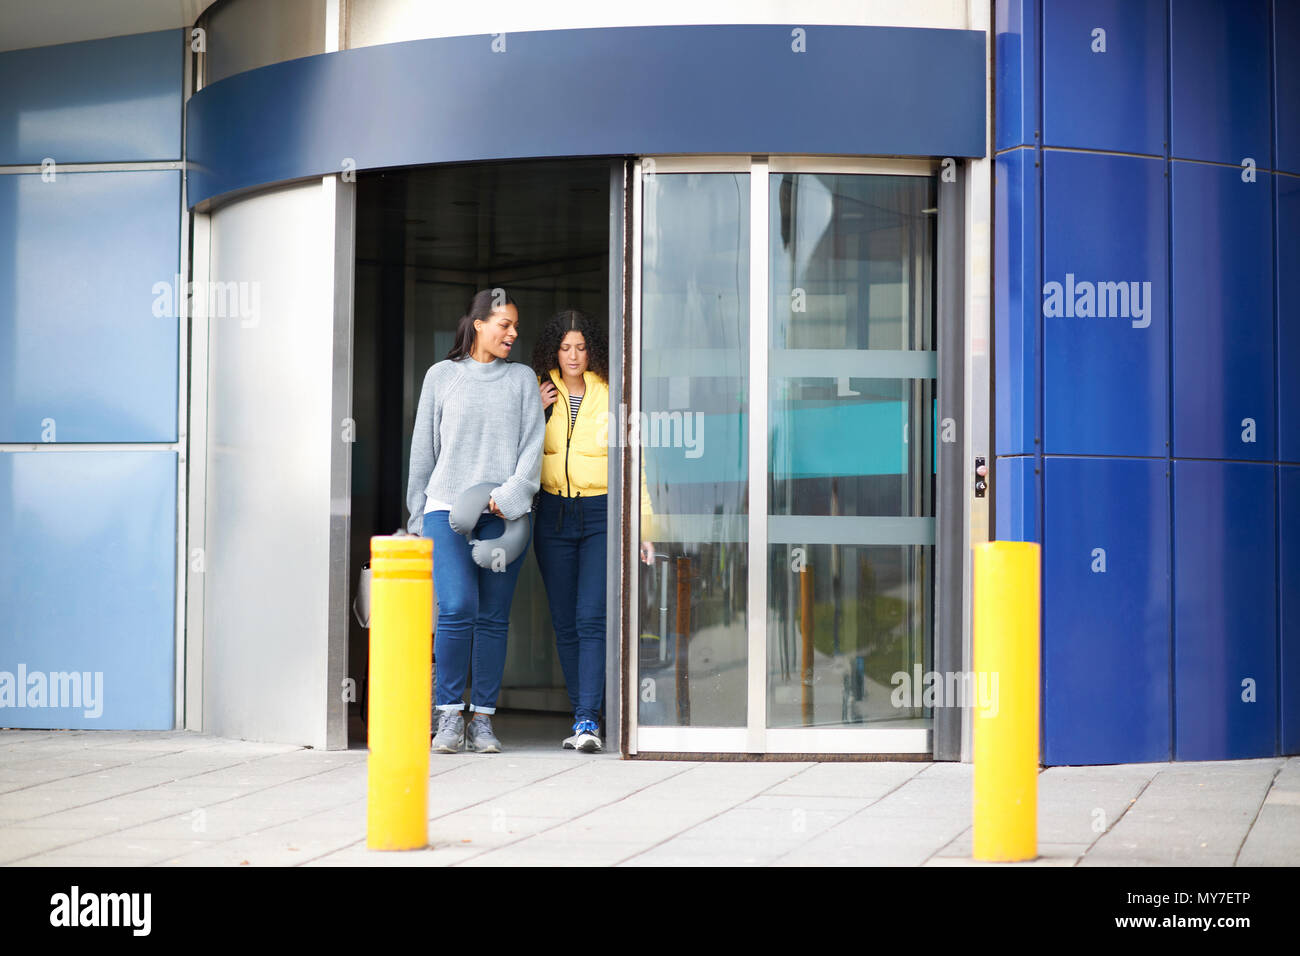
405,357,545,533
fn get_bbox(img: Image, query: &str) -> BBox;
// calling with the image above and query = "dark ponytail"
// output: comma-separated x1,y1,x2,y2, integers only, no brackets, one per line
446,288,516,361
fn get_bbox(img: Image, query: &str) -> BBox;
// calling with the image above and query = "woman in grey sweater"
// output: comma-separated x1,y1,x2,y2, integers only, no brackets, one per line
406,289,545,753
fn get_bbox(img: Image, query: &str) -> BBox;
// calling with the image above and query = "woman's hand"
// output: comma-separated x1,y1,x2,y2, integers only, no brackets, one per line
539,381,559,410
640,541,656,565
488,496,504,518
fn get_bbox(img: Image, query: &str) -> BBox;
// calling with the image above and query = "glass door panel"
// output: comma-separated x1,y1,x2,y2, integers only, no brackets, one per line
766,172,937,732
637,171,749,728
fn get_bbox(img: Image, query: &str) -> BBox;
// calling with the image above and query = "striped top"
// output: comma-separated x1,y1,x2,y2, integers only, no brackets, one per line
568,392,583,427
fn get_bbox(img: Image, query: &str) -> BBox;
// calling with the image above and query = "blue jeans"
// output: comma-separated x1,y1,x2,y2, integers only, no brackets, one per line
424,509,530,714
533,492,607,725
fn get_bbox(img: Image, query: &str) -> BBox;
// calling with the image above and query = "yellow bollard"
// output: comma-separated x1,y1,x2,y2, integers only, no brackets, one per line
972,540,1040,862
367,535,432,851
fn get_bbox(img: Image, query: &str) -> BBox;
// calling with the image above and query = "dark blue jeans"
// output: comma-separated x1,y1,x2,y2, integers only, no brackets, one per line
424,509,530,714
534,492,607,725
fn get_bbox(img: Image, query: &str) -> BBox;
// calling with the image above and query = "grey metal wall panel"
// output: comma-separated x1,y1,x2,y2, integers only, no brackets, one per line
203,180,334,747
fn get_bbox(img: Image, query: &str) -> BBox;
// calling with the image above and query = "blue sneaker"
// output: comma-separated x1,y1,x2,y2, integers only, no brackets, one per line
562,719,583,750
574,720,602,753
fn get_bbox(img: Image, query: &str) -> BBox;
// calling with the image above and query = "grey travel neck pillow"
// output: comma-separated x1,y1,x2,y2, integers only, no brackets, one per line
447,482,530,569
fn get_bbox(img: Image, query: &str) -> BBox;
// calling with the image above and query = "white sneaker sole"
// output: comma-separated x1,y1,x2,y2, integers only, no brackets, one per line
575,734,602,753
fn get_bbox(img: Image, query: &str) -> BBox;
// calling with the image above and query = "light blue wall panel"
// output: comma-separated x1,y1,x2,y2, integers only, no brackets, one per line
996,0,1039,151
1170,0,1270,166
1042,0,1166,155
1275,0,1300,176
1173,460,1276,760
1043,457,1170,764
1280,174,1300,463
1043,151,1167,455
0,29,183,165
995,147,1038,456
0,170,181,442
1282,466,1300,754
995,455,1038,542
0,451,175,729
1171,161,1274,460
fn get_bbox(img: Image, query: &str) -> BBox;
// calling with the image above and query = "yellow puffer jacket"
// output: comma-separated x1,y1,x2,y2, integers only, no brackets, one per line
541,369,609,497
540,369,657,536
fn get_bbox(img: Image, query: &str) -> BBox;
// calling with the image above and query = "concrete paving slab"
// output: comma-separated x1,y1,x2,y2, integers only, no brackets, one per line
1234,803,1300,866
14,795,218,832
461,838,651,867
0,730,1291,867
20,834,214,866
0,825,108,864
764,761,926,799
924,843,1090,866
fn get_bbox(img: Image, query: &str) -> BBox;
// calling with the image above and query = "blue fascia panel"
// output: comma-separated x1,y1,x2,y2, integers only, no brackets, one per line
1042,151,1168,455
1279,174,1300,463
1277,0,1300,176
1043,456,1171,765
995,147,1040,457
1042,0,1167,155
1173,459,1277,760
186,25,987,208
1171,160,1274,460
1282,465,1300,754
996,0,1039,151
1170,0,1271,167
995,455,1040,542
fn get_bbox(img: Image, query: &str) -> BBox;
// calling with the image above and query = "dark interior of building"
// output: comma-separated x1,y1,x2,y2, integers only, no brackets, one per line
348,158,615,745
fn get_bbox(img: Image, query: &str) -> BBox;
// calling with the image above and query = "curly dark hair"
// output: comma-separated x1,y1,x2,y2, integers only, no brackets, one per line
530,308,609,383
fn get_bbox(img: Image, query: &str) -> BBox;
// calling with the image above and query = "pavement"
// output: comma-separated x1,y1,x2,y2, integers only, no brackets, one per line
1,714,1296,867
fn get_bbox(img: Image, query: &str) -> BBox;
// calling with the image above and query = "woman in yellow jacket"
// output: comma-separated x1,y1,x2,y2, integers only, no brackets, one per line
531,309,652,752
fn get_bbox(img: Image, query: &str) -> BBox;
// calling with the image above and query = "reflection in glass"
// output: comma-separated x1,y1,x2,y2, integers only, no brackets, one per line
770,173,934,351
767,172,937,729
638,173,749,728
767,544,932,727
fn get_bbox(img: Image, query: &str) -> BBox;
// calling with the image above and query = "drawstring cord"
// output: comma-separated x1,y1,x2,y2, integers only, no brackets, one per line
553,491,584,534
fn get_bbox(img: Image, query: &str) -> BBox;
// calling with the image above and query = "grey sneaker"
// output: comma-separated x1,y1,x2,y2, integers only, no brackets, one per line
574,720,602,753
431,710,464,753
466,713,502,753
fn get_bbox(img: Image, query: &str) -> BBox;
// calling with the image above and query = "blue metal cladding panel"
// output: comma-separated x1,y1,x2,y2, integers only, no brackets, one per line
1282,466,1300,754
1042,151,1168,455
0,171,180,442
1173,460,1277,760
186,25,987,208
995,456,1039,542
1274,0,1300,176
0,29,183,165
1171,161,1274,460
1280,174,1300,463
995,147,1039,457
1042,0,1167,155
996,0,1039,151
0,452,176,730
1170,0,1271,166
1043,457,1170,765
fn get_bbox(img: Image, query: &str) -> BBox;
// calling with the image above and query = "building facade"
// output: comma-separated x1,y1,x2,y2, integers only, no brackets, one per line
0,0,1294,764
